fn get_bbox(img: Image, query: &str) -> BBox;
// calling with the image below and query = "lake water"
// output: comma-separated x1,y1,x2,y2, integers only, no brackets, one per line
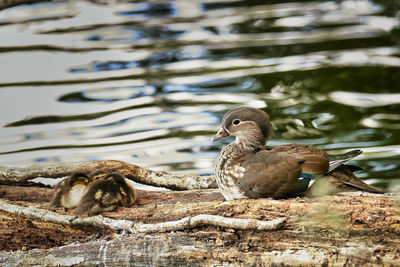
0,0,399,191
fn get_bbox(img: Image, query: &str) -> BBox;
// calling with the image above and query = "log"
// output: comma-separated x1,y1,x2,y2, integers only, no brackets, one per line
0,160,397,265
0,160,216,190
0,185,399,266
4,230,394,267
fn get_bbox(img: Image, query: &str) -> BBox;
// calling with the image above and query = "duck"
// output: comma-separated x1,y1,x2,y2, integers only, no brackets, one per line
212,107,383,200
49,172,90,209
75,172,137,217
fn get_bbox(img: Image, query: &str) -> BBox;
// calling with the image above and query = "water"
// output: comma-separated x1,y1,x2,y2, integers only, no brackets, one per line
0,0,399,191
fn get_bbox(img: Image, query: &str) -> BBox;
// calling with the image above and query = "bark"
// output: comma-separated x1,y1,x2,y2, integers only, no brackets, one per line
3,231,395,267
0,185,399,266
0,160,217,190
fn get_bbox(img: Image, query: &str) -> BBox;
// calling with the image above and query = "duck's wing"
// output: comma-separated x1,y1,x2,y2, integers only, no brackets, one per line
268,144,362,172
301,154,330,174
267,144,383,195
286,153,330,195
267,144,327,156
237,151,304,198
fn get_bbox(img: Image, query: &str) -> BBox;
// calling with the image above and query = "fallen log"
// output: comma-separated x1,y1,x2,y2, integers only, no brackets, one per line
1,229,395,267
0,159,398,266
0,184,399,266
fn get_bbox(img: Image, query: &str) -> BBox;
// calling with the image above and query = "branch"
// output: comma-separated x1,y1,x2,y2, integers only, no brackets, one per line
135,214,286,233
0,199,285,233
0,160,217,190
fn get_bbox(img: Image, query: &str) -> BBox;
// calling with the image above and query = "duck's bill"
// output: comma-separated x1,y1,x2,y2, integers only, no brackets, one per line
211,127,230,142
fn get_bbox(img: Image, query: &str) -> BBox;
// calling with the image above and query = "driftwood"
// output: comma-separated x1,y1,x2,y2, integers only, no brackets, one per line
0,161,399,266
0,160,216,190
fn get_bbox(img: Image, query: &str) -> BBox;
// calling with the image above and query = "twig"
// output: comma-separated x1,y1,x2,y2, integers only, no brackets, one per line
0,199,285,233
0,160,216,190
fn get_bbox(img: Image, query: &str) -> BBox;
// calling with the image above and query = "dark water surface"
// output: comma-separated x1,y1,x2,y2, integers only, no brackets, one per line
0,0,399,191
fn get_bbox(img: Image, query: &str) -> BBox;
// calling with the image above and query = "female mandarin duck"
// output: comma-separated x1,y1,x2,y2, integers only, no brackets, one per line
212,107,383,200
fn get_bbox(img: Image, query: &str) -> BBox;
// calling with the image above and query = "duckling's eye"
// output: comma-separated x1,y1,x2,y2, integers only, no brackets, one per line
233,119,240,125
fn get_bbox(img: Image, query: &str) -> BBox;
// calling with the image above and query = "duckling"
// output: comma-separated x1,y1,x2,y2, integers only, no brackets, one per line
75,172,136,217
49,172,90,209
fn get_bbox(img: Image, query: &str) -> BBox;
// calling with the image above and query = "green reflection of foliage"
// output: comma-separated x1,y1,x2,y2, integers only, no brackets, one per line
258,67,400,145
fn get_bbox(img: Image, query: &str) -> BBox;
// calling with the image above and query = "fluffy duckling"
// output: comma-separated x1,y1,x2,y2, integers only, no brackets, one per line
75,172,136,217
49,172,90,209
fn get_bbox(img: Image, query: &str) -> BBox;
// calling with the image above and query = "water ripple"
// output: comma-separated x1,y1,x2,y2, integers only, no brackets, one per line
0,0,398,190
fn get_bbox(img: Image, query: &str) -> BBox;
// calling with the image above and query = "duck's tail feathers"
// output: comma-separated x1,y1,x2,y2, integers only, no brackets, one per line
325,149,362,173
342,164,363,172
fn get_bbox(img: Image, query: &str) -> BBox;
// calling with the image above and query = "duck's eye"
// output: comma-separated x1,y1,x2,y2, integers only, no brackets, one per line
233,119,240,125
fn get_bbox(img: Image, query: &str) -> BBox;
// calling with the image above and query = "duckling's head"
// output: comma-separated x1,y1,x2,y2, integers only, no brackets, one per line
106,172,127,186
88,170,108,182
68,172,90,186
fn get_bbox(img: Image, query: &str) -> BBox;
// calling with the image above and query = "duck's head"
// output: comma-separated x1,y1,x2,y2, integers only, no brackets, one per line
212,107,274,147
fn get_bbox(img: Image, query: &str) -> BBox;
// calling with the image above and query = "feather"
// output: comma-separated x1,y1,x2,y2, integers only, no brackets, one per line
325,149,362,172
342,164,363,172
300,154,329,174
